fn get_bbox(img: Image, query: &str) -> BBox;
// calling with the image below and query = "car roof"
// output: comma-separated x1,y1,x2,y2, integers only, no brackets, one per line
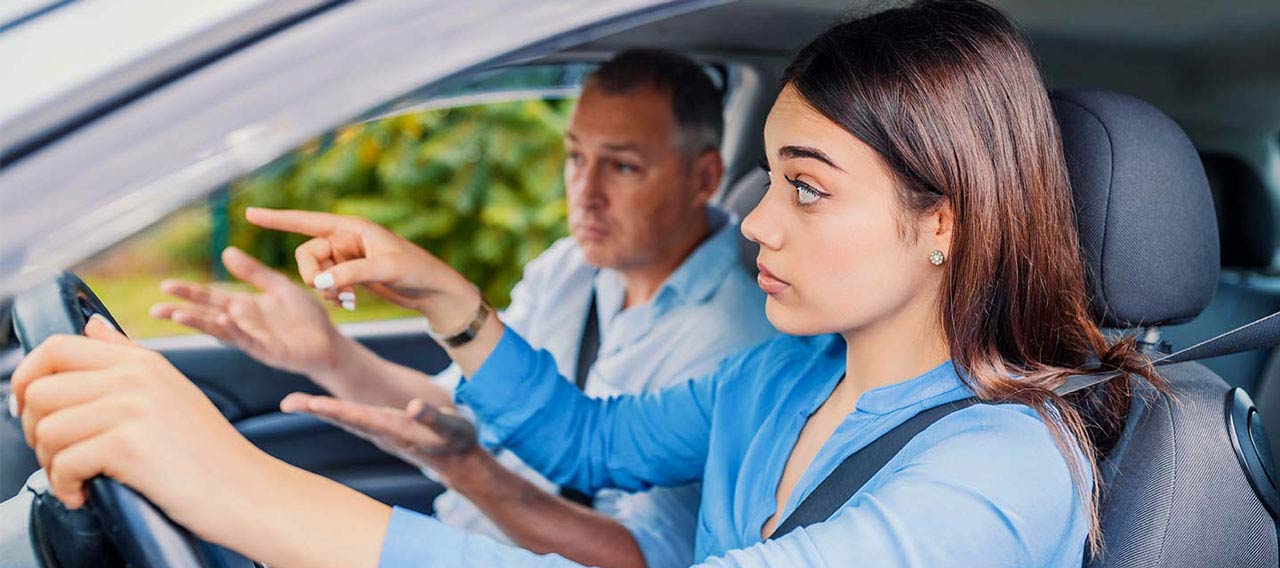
581,0,1280,136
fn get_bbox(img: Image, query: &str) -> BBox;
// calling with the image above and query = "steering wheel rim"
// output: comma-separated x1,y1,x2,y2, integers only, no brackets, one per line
12,273,211,568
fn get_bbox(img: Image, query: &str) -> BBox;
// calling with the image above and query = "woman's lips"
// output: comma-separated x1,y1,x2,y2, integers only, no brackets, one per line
756,262,790,295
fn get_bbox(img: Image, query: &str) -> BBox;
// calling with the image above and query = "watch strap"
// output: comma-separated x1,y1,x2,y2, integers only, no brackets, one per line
427,296,492,347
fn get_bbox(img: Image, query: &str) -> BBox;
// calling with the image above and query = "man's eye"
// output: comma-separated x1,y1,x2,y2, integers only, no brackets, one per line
567,152,584,166
615,161,639,175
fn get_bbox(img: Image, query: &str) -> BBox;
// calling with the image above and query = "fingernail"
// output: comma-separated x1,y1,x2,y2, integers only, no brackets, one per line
88,313,111,329
338,291,356,302
7,393,18,418
313,272,334,290
342,300,356,311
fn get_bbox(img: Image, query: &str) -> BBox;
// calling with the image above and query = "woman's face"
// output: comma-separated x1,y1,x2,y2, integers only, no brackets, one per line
742,85,949,337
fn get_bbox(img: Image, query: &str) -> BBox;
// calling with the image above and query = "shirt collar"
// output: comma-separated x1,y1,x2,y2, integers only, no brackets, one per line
653,206,740,305
597,206,741,312
854,359,967,415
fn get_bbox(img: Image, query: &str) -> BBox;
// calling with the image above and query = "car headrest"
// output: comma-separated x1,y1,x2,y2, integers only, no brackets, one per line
1202,152,1276,271
1052,89,1219,328
723,168,769,276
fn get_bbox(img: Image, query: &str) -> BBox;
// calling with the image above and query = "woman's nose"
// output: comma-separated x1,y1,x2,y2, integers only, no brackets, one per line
740,191,782,251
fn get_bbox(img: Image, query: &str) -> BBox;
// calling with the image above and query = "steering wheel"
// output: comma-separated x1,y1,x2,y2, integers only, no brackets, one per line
11,273,251,568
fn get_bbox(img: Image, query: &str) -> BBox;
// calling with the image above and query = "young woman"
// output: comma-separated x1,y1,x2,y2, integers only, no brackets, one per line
11,1,1155,566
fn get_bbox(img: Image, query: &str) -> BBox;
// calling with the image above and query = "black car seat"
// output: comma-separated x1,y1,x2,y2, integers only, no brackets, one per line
1053,88,1278,567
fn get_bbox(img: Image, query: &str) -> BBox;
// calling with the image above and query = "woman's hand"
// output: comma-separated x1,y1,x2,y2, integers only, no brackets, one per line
245,207,480,332
150,246,349,378
10,316,270,536
247,207,505,377
280,393,481,485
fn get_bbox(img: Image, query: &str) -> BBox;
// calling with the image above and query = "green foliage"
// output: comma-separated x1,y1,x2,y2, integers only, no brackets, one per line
221,98,575,307
77,97,575,339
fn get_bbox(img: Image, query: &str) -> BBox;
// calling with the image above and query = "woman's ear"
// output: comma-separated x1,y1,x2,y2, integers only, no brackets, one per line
930,198,955,254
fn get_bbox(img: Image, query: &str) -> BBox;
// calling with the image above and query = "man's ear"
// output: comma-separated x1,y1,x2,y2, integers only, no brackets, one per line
690,149,724,207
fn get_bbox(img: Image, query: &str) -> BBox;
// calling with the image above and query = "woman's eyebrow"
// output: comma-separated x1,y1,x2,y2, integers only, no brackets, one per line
778,145,845,172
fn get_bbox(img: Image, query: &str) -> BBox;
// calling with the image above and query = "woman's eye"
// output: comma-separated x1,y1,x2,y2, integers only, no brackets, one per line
566,152,584,167
786,175,823,206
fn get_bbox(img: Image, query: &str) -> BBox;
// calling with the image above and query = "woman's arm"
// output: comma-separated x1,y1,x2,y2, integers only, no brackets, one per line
456,326,718,494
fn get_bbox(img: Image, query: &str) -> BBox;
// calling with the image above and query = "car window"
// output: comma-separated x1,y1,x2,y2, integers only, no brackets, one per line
73,63,588,339
72,59,735,339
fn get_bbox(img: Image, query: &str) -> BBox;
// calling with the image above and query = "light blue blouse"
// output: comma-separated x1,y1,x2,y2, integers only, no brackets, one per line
379,331,1090,567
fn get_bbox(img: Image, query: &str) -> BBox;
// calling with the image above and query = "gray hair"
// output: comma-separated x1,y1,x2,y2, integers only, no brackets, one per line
586,49,724,158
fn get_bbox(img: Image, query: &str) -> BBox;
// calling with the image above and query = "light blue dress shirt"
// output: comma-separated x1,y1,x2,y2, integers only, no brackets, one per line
381,325,1090,567
429,206,777,567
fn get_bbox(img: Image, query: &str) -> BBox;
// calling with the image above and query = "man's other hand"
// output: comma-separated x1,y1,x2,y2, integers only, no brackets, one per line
280,393,480,483
150,246,344,377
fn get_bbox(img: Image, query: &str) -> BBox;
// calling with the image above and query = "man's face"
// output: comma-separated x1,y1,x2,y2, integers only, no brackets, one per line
563,83,713,271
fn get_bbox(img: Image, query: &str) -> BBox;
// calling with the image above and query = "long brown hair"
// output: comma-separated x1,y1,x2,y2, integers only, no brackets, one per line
783,0,1160,555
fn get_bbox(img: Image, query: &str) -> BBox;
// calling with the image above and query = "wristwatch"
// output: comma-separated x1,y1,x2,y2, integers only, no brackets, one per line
427,295,493,347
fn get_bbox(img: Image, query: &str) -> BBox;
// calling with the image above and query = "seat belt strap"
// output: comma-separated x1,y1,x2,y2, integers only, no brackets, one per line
573,293,600,391
560,291,600,507
769,397,981,539
1058,310,1280,395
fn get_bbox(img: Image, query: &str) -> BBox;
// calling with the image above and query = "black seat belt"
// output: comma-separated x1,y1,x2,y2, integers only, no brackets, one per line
769,396,981,538
770,309,1280,540
559,292,600,507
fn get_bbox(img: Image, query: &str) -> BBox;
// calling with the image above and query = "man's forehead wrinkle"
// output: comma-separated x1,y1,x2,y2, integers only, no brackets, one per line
602,142,643,153
565,126,653,156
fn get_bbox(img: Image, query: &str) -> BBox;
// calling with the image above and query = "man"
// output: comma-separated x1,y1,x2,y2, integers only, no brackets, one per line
153,49,775,568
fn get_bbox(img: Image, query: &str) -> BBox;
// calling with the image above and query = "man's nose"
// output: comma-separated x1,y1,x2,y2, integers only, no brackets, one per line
569,162,607,209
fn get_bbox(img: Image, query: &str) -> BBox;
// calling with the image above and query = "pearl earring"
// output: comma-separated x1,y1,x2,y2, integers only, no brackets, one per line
929,250,945,266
